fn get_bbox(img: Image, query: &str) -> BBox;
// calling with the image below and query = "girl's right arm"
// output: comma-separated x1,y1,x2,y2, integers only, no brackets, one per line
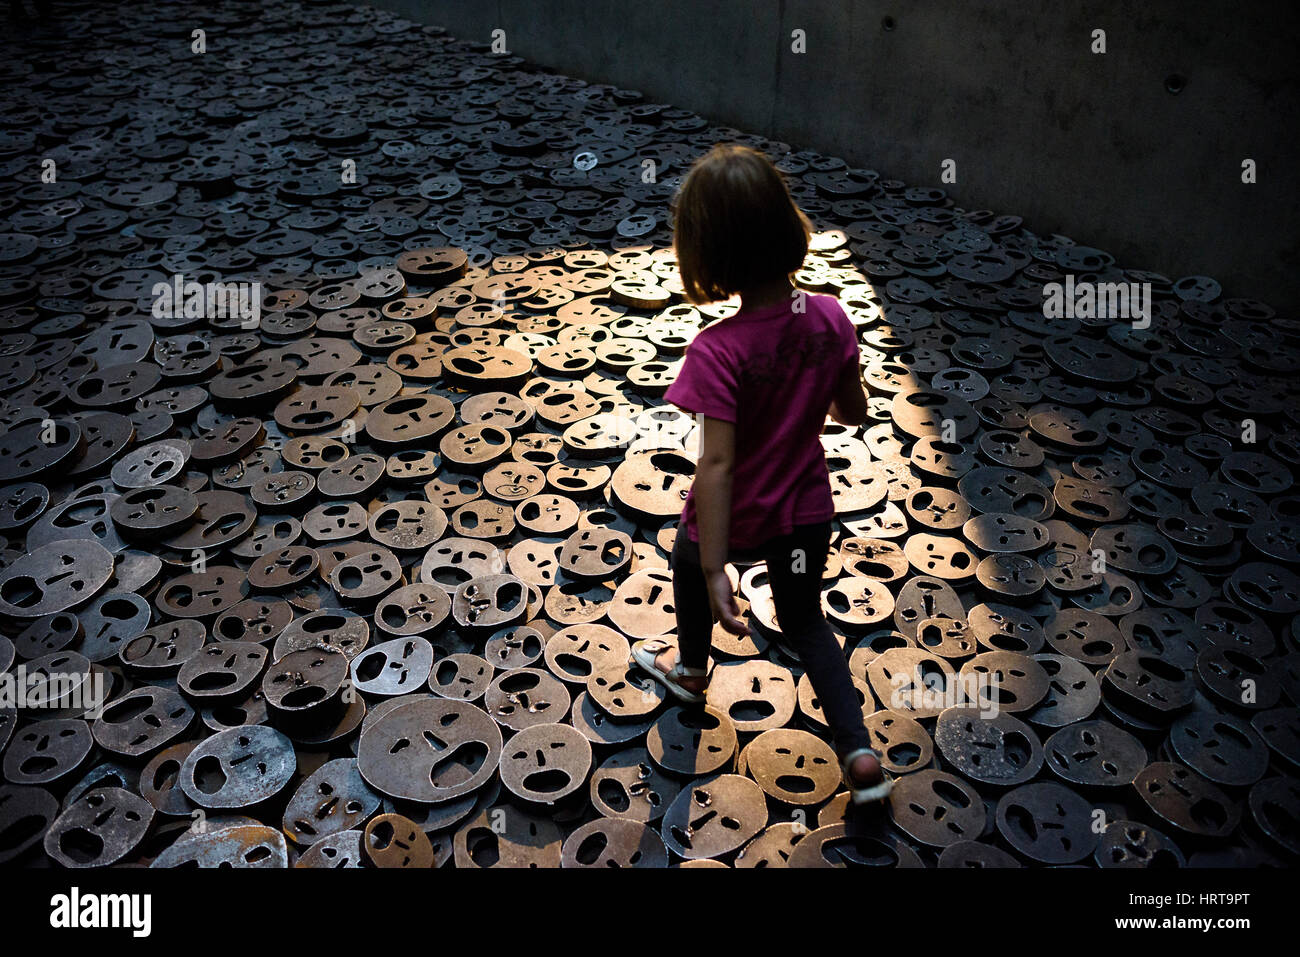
693,414,747,636
829,361,869,426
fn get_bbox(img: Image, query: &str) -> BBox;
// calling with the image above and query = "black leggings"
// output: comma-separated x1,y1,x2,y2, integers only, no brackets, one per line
670,520,871,758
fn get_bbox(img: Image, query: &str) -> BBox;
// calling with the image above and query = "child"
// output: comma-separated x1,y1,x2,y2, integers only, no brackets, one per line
630,144,892,803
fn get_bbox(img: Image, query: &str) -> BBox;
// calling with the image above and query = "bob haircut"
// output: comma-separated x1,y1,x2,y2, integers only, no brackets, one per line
672,144,812,305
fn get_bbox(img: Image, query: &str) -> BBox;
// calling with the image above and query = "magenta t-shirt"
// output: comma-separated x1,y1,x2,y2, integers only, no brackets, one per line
664,293,859,550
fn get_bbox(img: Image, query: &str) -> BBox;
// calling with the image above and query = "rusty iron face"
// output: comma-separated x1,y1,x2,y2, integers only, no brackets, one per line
561,817,668,868
0,0,1294,872
357,697,502,804
498,723,592,806
453,803,564,869
786,824,926,869
150,824,290,869
363,813,435,868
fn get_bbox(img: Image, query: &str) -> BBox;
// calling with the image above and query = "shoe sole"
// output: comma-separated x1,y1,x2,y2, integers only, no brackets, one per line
849,780,894,804
627,651,706,705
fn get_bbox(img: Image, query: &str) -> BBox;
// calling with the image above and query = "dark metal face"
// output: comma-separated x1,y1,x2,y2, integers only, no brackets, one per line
190,416,265,466
13,611,83,659
3,718,94,786
27,490,126,553
646,705,737,777
247,545,319,592
109,484,198,537
78,592,153,662
483,667,572,732
1118,607,1205,668
571,691,658,746
451,573,528,631
327,546,401,603
0,784,60,864
0,482,50,533
1103,650,1195,717
887,768,987,848
427,653,493,702
176,640,268,705
1133,762,1242,839
1094,820,1185,868
1027,654,1101,728
0,539,114,618
295,830,366,869
178,725,297,810
316,453,385,499
1196,644,1281,711
163,490,258,551
150,824,289,869
589,747,681,823
44,786,155,868
349,637,435,697
282,758,380,847
939,840,1023,868
118,619,205,676
263,646,349,721
92,686,194,759
212,598,294,646
484,624,546,670
357,697,502,804
995,781,1100,863
935,707,1043,786
138,741,200,816
1042,719,1148,787
1045,608,1125,665
275,609,370,662
660,774,768,860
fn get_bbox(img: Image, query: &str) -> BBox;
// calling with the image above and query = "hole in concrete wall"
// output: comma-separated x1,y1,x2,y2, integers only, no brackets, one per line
881,16,896,31
1165,73,1186,94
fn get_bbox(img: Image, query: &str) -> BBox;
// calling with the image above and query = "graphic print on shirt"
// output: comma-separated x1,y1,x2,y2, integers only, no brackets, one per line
737,328,844,389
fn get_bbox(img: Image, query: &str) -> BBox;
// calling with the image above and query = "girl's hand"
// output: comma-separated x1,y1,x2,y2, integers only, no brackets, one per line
706,569,747,635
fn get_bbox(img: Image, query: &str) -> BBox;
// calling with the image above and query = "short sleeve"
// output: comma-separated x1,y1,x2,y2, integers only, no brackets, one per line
665,335,738,423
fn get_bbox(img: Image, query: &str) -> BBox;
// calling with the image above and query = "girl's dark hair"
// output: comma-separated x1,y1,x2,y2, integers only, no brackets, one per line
672,144,812,305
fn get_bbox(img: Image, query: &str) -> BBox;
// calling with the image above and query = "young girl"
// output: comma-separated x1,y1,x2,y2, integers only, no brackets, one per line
630,144,892,803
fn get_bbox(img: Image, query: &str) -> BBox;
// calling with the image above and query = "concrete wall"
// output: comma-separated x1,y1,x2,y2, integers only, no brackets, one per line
367,0,1299,306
